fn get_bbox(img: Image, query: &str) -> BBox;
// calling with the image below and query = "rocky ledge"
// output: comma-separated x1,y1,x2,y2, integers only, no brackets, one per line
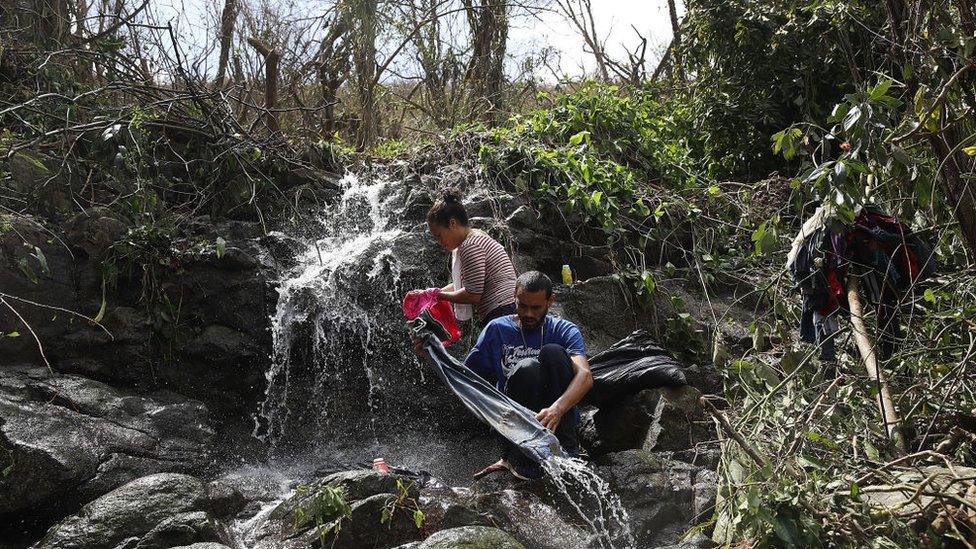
0,368,214,528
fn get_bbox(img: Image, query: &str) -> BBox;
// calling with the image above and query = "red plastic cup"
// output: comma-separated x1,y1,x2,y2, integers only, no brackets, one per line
372,457,390,473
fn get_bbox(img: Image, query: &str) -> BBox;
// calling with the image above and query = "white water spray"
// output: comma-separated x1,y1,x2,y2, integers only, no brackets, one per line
254,173,407,446
542,456,634,549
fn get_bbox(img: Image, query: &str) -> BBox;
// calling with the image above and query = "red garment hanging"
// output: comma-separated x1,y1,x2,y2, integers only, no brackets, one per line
402,288,461,345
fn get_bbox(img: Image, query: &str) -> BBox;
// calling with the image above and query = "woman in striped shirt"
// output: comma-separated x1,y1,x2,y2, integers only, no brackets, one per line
427,189,517,323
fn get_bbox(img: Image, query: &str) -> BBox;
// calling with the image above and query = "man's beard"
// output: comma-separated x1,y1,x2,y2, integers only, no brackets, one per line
517,307,548,331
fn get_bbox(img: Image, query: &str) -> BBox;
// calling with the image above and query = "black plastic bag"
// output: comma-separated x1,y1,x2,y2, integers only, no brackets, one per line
582,330,687,407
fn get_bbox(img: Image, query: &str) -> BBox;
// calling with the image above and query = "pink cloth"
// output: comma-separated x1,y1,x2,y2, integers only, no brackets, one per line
402,288,461,345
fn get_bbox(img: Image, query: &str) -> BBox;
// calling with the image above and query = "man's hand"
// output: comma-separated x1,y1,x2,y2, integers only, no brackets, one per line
536,404,566,432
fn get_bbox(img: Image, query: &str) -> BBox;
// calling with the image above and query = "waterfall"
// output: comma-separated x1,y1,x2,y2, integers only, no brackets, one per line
253,173,438,450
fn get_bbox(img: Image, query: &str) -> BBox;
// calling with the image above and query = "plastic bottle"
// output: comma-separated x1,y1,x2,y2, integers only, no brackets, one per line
561,264,573,285
372,458,390,473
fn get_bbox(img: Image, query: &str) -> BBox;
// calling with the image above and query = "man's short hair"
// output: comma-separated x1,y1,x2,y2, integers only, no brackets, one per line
516,271,553,297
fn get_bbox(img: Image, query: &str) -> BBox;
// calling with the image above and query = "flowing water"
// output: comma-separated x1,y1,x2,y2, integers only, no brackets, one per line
543,457,634,549
253,173,435,449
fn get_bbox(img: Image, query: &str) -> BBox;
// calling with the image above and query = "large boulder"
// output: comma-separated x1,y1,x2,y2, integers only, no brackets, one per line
251,470,426,549
467,487,594,549
63,208,127,259
32,473,242,549
552,277,651,354
0,212,274,415
0,368,214,523
579,386,714,457
596,450,717,548
417,526,524,549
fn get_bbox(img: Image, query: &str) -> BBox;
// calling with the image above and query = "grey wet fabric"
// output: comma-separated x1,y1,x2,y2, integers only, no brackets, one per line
408,317,565,463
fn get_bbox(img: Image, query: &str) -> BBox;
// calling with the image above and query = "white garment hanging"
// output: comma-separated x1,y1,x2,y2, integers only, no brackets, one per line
452,249,473,321
786,205,831,268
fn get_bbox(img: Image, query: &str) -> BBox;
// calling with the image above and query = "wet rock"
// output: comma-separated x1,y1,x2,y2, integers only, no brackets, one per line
254,470,425,549
8,153,68,213
552,277,652,354
260,231,306,270
596,450,716,547
402,188,434,227
467,488,591,549
417,526,525,549
33,473,230,549
0,369,213,523
132,511,224,549
63,208,127,258
418,486,493,532
0,216,93,361
580,386,713,457
655,532,715,549
168,544,234,549
214,246,261,270
327,492,423,549
184,325,260,365
204,480,249,518
567,254,612,281
289,470,420,514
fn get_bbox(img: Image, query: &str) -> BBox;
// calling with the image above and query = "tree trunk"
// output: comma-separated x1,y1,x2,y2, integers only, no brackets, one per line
582,0,609,81
929,128,976,255
215,0,238,86
74,0,88,39
666,0,684,82
10,0,71,45
317,13,350,137
885,0,976,258
349,0,379,148
246,37,280,134
464,0,508,124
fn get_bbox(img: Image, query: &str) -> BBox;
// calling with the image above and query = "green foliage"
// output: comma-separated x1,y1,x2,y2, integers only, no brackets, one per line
381,478,425,530
293,484,353,549
478,82,714,256
371,138,412,159
681,0,887,180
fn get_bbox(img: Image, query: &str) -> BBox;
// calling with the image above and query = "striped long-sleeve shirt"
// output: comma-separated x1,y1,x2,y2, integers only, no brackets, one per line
457,229,517,318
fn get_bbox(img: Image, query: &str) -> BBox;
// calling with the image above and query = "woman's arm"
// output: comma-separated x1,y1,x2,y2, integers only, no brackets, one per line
438,288,482,305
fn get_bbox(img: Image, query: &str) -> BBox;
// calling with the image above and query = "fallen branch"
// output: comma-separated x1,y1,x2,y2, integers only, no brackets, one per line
0,296,53,375
701,396,767,467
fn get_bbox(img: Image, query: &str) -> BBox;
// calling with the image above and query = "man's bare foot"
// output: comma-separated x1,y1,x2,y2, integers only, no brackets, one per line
473,458,508,479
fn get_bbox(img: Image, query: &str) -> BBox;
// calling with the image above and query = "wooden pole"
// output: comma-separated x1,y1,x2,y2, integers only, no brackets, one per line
846,275,907,454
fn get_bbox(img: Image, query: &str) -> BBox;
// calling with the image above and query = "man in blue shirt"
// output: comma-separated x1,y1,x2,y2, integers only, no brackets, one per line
464,271,593,479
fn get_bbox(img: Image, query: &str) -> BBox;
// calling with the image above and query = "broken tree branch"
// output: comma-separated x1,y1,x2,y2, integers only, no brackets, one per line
847,275,908,454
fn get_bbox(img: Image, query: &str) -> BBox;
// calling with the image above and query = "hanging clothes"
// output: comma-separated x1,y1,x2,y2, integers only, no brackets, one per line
790,205,934,360
791,226,844,359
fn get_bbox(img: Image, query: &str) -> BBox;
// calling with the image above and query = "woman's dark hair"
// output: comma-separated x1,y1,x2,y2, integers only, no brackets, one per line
427,188,469,227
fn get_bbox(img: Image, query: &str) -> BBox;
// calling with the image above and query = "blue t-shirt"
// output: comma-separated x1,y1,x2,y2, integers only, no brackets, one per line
463,314,586,390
